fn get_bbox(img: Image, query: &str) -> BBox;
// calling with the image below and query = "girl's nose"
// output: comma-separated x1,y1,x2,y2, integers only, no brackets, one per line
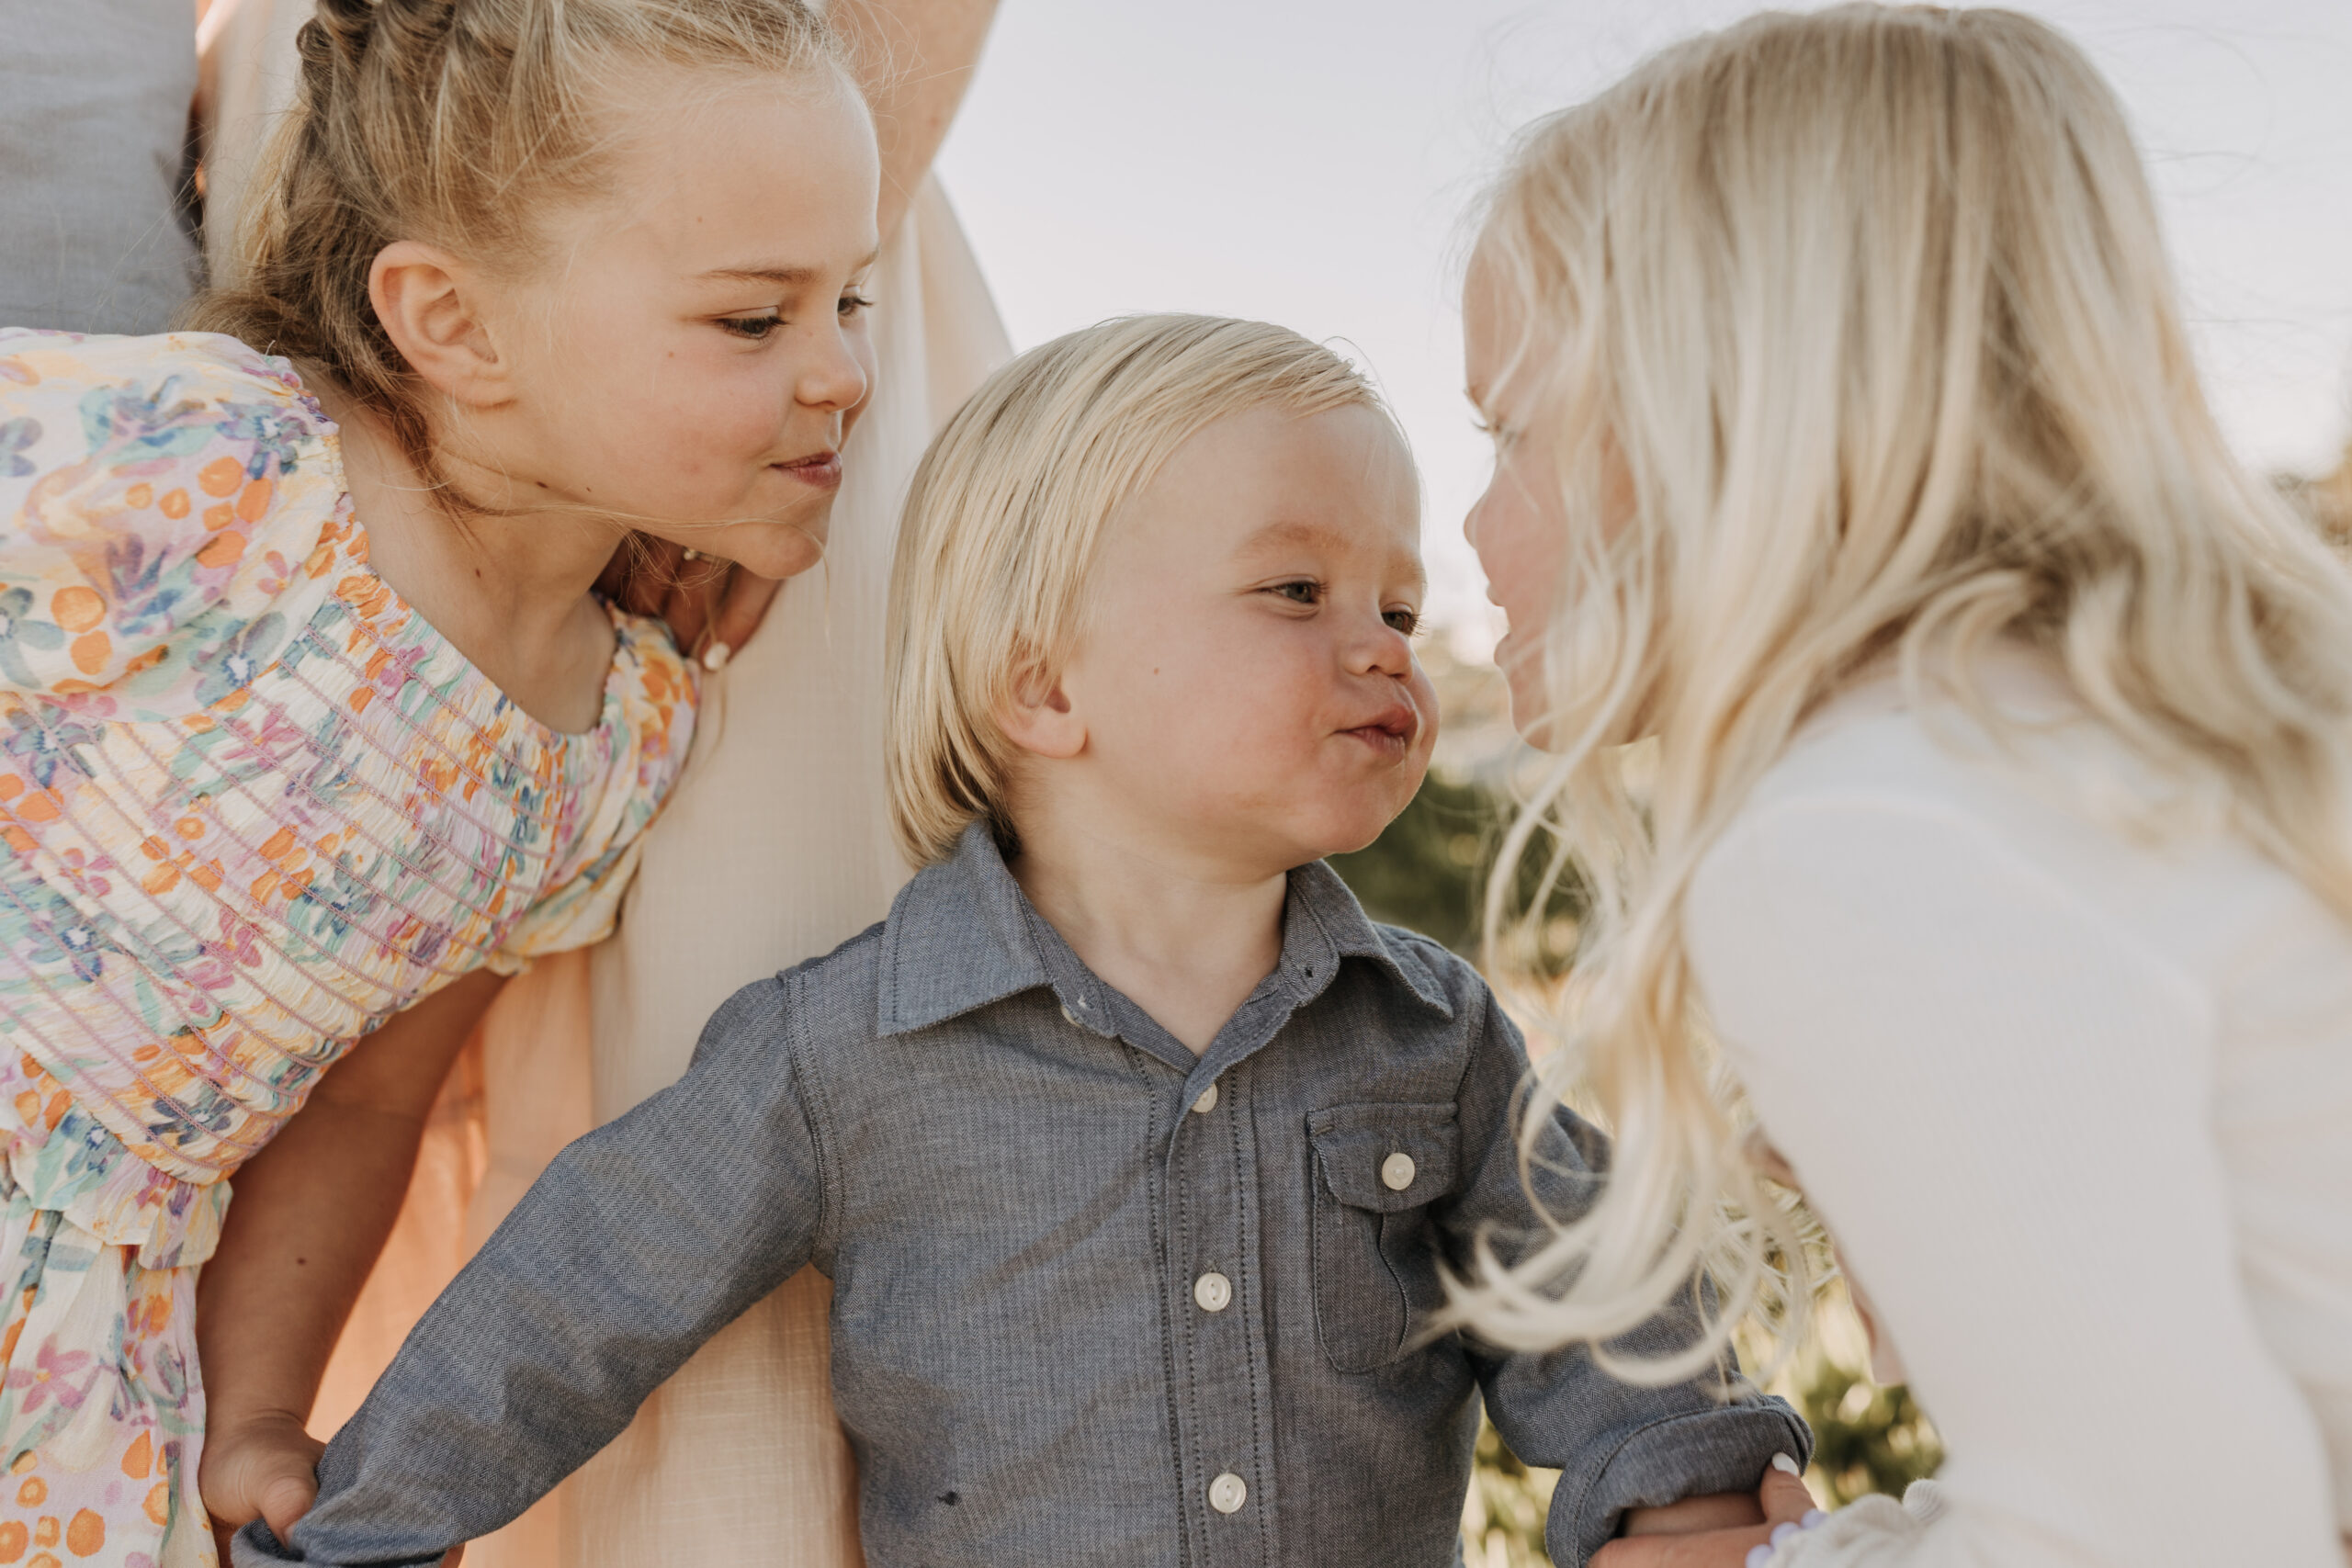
797,325,871,413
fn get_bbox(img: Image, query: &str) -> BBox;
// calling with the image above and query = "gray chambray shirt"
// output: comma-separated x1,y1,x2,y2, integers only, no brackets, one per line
240,825,1807,1568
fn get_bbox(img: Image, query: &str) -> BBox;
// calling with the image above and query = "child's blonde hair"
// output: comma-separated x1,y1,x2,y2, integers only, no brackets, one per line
187,0,841,481
887,314,1391,867
1455,6,2352,1381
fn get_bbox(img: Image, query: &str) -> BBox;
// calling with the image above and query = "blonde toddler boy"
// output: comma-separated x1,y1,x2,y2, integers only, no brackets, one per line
241,316,1807,1568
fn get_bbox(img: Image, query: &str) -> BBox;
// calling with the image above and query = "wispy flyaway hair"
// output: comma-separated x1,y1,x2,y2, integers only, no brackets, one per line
1452,5,2352,1382
886,314,1392,867
187,0,842,487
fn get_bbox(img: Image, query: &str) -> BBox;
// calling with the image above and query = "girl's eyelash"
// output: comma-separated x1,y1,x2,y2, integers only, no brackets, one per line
719,289,872,339
719,313,780,340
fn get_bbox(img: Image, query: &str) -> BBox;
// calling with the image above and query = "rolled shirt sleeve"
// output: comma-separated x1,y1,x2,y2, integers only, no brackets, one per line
1445,996,1812,1568
234,977,825,1568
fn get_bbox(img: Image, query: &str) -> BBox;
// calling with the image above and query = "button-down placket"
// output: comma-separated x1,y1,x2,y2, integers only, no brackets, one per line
1024,894,1354,1568
1156,1009,1276,1568
1152,911,1348,1568
1016,909,1277,1565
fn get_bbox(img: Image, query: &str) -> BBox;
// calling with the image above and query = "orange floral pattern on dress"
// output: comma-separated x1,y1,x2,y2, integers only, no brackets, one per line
0,330,698,1568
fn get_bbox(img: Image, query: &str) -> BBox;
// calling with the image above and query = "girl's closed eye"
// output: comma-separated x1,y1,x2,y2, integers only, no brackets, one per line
718,311,782,341
720,288,870,339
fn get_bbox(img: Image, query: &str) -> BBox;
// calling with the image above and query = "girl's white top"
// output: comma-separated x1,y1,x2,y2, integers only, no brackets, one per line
1687,661,2352,1567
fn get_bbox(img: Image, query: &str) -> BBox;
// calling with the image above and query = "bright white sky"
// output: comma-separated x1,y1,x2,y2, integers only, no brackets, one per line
934,0,2352,649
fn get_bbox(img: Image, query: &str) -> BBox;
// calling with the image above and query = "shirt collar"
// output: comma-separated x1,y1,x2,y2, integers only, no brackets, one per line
1283,856,1454,1019
876,821,1455,1039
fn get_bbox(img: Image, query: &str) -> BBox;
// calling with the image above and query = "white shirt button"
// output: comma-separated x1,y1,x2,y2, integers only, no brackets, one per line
1059,1004,1080,1027
1193,1271,1232,1313
1380,1152,1417,1192
1191,1082,1218,1114
1207,1472,1247,1514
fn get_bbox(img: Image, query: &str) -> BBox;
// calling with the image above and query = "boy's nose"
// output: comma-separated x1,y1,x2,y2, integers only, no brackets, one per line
1349,618,1415,680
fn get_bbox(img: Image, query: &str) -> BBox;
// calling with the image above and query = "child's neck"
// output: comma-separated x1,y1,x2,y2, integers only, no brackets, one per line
319,383,621,735
1008,815,1288,1057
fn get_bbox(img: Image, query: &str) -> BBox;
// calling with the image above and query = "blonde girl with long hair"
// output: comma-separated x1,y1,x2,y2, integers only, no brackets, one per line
0,1,888,1562
1454,7,2352,1567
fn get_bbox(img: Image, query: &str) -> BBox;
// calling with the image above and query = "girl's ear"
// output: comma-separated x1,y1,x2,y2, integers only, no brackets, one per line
368,241,512,409
996,658,1086,762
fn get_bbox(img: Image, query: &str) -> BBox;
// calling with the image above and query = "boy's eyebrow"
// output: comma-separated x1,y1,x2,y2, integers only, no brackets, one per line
1240,519,1429,591
1239,519,1356,556
698,249,883,287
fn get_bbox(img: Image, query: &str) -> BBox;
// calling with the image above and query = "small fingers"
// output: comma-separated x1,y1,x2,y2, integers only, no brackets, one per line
705,570,785,670
1595,1525,1778,1568
258,1470,321,1543
1622,1492,1766,1537
592,545,639,614
658,576,714,660
603,536,683,620
1759,1455,1818,1527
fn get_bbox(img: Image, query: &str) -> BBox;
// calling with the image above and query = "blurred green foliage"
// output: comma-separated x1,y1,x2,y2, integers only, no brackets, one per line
1327,771,1501,953
1460,1422,1559,1568
1328,771,1587,970
1329,775,1942,1563
1793,1361,1944,1506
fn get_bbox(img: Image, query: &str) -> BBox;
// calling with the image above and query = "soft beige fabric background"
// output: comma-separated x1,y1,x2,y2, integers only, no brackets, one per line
199,3,1012,1560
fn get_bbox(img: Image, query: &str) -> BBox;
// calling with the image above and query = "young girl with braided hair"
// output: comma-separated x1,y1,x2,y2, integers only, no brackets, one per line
0,0,882,1560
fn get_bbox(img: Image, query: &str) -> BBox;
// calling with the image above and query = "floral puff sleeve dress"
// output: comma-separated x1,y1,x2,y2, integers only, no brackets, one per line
0,329,697,1568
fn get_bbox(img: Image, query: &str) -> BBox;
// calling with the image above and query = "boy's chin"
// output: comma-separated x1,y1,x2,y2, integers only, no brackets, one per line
1295,797,1419,863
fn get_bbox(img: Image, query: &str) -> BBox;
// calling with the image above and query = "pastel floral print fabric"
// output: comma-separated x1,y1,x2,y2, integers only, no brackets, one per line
0,329,697,1567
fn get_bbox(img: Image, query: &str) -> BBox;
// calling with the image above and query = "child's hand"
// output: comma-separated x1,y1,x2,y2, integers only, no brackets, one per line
1591,1454,1818,1567
201,1410,470,1568
1620,1492,1767,1536
200,1408,322,1563
596,534,786,673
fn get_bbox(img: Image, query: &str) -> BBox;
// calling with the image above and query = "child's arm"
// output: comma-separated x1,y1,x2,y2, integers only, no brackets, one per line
1442,989,1813,1568
229,976,825,1568
198,969,505,1551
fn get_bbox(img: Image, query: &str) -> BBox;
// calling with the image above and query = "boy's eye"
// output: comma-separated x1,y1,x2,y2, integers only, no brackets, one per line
719,313,781,341
839,290,875,320
1384,606,1420,636
1269,581,1321,606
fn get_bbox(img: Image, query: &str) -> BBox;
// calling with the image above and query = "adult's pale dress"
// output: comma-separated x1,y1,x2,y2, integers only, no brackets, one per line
202,4,1012,1564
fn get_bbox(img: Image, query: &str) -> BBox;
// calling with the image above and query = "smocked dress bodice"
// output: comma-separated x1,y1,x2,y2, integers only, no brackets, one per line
0,326,696,1269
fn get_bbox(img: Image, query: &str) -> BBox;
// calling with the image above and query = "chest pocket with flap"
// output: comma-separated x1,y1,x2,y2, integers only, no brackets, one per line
1306,1102,1460,1373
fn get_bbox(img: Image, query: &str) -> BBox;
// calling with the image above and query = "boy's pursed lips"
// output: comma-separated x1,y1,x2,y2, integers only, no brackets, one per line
1338,700,1420,754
